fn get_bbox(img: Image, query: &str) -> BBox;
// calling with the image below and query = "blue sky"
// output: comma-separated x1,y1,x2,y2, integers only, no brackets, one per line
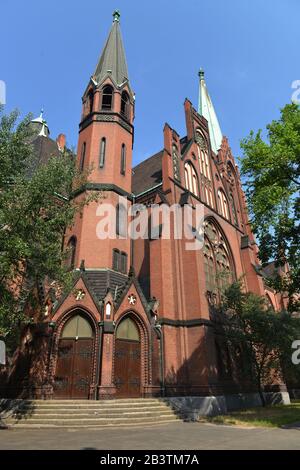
1,0,299,165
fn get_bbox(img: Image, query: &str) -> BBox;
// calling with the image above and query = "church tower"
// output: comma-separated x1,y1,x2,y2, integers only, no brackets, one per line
68,11,134,271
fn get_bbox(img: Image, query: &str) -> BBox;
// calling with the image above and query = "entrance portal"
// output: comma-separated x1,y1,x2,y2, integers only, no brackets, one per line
54,315,94,399
114,317,141,398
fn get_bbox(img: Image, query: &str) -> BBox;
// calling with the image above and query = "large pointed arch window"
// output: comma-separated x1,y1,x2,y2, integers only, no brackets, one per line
102,85,113,110
184,162,199,197
203,220,234,297
217,189,230,221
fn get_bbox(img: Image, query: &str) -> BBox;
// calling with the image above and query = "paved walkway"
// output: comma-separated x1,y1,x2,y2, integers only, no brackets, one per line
0,422,300,450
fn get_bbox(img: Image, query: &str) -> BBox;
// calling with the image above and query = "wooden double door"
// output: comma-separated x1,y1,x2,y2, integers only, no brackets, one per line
54,338,93,399
114,339,141,398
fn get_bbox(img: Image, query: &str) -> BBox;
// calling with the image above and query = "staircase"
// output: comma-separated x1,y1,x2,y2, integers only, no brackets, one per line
7,399,181,429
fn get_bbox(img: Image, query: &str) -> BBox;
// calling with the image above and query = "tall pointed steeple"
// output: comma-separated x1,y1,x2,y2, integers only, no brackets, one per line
198,69,223,154
94,10,129,87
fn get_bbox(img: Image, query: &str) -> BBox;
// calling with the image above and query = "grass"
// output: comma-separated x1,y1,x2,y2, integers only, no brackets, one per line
199,401,300,428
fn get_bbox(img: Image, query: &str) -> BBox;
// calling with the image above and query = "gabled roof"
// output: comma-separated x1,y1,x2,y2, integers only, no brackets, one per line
132,151,163,196
94,11,129,87
52,269,128,314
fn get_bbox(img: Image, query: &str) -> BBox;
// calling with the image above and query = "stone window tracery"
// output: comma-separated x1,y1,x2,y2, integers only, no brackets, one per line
204,220,234,296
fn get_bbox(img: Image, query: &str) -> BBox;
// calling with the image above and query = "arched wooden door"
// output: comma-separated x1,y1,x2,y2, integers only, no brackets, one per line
54,315,94,399
114,318,141,398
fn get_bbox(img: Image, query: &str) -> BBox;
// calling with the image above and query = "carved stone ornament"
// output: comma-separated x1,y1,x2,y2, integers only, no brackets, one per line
74,289,86,301
128,294,137,306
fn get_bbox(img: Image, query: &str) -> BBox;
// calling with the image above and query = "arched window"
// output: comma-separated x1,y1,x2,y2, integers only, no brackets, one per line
120,252,128,274
116,203,127,238
66,237,77,270
217,189,230,220
172,144,181,182
120,144,126,175
112,248,128,274
230,193,238,226
113,249,120,271
204,220,234,296
62,315,93,339
227,161,236,185
216,244,232,290
199,149,211,180
80,142,86,171
102,85,113,110
116,317,140,341
87,89,94,114
196,131,211,181
105,302,112,319
195,131,213,207
184,162,199,196
204,237,216,293
121,91,130,118
99,138,106,168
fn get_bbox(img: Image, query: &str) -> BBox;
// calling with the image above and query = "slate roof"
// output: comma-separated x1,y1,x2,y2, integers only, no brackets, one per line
132,151,163,196
84,270,128,299
261,261,284,280
94,18,129,86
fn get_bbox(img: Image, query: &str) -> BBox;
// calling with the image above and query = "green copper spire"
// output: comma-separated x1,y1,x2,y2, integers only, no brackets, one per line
94,11,129,86
113,10,121,23
198,69,223,154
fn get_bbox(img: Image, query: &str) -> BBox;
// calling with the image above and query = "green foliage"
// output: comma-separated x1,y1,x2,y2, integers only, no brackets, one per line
200,402,300,428
240,103,300,310
219,281,300,404
0,109,99,349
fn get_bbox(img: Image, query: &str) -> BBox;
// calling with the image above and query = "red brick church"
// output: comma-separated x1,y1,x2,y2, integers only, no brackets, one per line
3,11,289,408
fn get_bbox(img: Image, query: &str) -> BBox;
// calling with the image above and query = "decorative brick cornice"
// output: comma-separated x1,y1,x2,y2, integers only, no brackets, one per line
72,183,133,200
158,318,213,328
79,111,133,134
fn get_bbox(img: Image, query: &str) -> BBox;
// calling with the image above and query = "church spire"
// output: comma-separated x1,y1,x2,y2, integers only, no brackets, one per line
198,69,223,154
94,10,129,87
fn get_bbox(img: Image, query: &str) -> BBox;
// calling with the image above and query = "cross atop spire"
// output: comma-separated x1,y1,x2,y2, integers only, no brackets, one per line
113,10,121,23
94,11,129,87
198,69,223,154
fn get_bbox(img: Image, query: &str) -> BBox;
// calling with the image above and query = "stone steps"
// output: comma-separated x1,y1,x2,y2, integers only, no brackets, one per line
18,409,176,418
9,399,181,429
9,419,178,429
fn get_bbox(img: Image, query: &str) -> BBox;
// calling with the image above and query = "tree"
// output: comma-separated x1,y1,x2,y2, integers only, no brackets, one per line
240,103,300,311
218,281,300,406
0,108,98,351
